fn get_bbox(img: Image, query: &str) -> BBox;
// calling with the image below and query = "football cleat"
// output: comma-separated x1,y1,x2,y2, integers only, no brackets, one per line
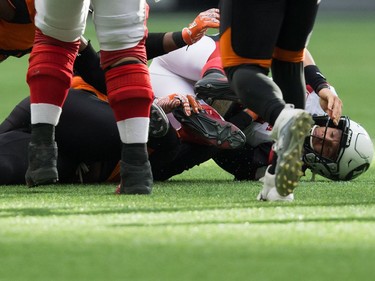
25,142,59,187
117,160,153,195
173,106,246,149
194,72,240,103
149,102,169,138
272,105,313,196
257,165,294,202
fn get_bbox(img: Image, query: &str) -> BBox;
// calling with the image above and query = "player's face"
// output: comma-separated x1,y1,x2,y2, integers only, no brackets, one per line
310,126,342,160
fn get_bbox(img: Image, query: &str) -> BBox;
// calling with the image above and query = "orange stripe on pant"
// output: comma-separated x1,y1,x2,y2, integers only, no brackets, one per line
273,47,305,63
220,28,272,69
220,28,305,68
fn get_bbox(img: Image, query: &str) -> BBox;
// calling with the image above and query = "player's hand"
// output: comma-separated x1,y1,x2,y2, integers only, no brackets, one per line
156,93,202,116
318,87,343,126
182,8,220,45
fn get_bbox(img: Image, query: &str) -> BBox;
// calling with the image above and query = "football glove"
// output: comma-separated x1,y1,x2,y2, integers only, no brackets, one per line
155,93,202,116
182,8,220,45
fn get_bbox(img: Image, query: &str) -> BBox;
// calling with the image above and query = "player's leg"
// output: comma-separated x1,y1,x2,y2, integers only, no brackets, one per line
151,142,218,182
56,88,168,183
213,142,272,181
265,0,319,198
91,0,153,194
25,0,90,186
194,39,241,103
219,0,313,201
271,0,320,109
220,0,286,126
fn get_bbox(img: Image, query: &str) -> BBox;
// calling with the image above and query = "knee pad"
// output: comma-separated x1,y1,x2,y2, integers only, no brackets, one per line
27,30,79,105
105,63,153,121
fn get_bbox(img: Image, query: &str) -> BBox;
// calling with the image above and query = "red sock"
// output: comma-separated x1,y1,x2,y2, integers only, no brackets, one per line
201,41,224,77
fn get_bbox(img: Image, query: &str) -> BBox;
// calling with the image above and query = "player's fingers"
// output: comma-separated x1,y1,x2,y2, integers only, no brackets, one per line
332,97,342,126
174,94,191,116
182,101,191,116
187,95,201,113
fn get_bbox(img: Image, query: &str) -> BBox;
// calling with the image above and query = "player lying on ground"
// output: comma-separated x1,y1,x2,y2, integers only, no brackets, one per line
0,8,244,185
0,36,372,187
193,48,373,185
0,5,228,182
149,34,373,185
0,76,243,185
1,87,371,186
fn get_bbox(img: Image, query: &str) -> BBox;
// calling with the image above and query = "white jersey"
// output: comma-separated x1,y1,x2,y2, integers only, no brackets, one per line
149,35,338,146
149,36,216,97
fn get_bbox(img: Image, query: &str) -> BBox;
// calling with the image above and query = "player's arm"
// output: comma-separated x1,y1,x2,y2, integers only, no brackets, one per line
74,36,107,94
146,8,220,59
304,49,342,125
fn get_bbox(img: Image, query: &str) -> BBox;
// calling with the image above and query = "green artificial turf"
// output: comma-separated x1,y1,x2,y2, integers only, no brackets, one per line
1,11,375,281
1,160,375,281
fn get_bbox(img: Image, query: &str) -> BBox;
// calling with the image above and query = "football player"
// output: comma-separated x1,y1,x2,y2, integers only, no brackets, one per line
0,7,231,186
148,34,372,185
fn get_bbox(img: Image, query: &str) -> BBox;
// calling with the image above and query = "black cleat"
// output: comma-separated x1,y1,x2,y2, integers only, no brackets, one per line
25,142,59,187
149,102,169,138
117,160,153,195
194,72,240,103
173,107,246,149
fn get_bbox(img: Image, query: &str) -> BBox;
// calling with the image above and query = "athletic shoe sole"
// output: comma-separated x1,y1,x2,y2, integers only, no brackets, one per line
273,111,313,195
173,107,246,149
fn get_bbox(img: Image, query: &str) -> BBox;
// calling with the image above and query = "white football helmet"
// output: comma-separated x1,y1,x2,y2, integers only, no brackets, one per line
303,116,374,181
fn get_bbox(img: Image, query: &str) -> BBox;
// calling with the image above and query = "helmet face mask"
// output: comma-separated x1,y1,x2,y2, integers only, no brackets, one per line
303,116,374,181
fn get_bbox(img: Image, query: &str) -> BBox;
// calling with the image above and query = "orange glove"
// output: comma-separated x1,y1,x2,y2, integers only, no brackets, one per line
155,93,202,116
182,8,220,45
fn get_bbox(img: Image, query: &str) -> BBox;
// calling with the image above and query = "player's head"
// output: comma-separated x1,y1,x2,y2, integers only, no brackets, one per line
303,116,374,181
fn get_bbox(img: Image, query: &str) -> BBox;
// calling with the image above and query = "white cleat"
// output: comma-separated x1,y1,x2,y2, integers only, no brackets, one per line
271,105,313,196
257,166,294,202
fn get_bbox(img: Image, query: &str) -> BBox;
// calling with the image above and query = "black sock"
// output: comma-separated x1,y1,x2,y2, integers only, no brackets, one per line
121,143,148,165
30,124,55,145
